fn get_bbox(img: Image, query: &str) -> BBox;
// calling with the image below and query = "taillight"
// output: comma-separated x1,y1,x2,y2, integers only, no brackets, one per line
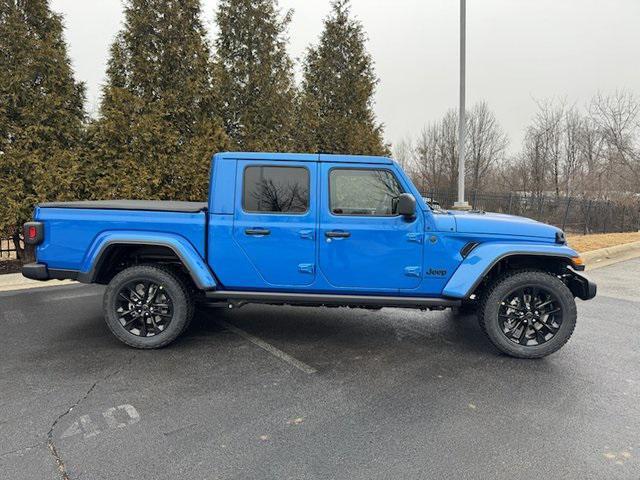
23,221,44,245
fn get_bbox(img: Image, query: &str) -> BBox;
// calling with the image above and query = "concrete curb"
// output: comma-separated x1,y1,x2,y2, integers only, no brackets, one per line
0,272,76,293
582,240,640,271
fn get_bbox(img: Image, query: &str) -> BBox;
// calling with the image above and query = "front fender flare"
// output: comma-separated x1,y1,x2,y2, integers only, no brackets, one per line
442,242,578,299
77,231,217,290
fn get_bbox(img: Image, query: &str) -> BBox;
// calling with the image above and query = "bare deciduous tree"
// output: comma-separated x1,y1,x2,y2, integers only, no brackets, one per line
400,91,639,207
589,90,640,193
411,104,505,195
576,116,605,198
563,107,582,197
392,136,413,171
466,101,508,196
412,110,459,193
521,127,548,200
529,99,566,197
413,122,444,193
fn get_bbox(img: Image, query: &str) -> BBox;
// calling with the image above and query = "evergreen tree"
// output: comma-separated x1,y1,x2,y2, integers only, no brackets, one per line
89,0,228,200
214,0,296,151
296,0,387,156
0,0,85,257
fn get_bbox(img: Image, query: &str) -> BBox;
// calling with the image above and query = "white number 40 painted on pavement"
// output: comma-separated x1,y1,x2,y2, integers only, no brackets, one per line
61,404,140,439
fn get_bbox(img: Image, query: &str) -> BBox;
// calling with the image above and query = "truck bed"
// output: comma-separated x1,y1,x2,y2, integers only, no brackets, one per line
33,201,207,272
39,200,207,213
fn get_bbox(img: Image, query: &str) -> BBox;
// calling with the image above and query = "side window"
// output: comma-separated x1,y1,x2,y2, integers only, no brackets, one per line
243,166,309,214
330,169,404,216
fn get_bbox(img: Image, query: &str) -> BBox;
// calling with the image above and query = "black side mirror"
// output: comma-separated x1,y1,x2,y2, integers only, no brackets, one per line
397,193,416,217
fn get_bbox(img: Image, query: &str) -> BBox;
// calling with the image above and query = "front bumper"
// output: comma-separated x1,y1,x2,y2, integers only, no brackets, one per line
568,272,597,300
22,263,78,282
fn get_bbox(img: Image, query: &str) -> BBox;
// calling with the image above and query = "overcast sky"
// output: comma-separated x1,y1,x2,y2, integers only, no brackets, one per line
50,0,640,154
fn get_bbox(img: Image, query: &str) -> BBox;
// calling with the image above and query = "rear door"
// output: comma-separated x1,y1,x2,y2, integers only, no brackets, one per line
233,160,317,287
318,163,424,291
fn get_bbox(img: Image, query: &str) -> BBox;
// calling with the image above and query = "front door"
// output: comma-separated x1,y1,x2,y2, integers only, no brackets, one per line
233,160,317,287
318,164,424,291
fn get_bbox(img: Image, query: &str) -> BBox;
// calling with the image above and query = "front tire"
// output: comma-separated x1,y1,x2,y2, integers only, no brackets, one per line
479,270,577,359
103,265,194,349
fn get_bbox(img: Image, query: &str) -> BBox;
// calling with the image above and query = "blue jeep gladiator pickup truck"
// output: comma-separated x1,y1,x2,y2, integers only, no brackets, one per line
22,152,596,358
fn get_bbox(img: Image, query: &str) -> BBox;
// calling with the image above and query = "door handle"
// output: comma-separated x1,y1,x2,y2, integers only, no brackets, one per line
325,230,351,238
245,228,271,236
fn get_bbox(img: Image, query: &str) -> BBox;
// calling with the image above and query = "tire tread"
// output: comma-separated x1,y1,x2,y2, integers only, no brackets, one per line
478,269,577,358
103,264,194,349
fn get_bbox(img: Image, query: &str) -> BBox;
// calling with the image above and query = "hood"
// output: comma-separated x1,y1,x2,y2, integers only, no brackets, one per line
447,210,561,241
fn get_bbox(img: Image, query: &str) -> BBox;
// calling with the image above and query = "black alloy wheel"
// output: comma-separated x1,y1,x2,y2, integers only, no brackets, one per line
104,265,194,349
115,280,174,337
478,270,577,359
498,286,562,346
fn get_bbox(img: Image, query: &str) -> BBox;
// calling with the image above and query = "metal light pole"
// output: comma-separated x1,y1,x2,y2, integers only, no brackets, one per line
454,0,471,210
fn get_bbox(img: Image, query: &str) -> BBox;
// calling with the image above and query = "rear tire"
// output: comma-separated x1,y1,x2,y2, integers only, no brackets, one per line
478,270,576,359
103,264,194,349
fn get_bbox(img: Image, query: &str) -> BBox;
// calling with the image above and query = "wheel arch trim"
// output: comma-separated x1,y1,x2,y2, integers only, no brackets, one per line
443,243,579,299
78,231,217,290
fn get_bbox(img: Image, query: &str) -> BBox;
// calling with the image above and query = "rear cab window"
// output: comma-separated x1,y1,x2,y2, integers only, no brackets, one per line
243,166,309,214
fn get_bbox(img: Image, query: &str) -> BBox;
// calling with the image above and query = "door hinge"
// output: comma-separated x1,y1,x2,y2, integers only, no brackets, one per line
298,263,315,274
299,229,315,240
406,232,423,243
404,266,421,278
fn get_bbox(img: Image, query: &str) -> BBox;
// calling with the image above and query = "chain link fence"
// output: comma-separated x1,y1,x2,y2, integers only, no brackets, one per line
423,190,640,234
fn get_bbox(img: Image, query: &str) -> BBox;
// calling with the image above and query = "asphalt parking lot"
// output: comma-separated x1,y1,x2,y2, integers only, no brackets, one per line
1,259,639,480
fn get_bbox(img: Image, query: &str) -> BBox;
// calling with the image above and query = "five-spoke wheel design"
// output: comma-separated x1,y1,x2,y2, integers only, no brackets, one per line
115,281,174,337
498,286,562,346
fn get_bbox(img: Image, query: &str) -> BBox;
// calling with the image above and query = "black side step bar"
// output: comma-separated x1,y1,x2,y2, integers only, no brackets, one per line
204,290,460,309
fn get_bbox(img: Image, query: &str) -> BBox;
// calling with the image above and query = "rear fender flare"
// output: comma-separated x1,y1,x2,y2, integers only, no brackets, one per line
78,231,217,290
443,242,579,299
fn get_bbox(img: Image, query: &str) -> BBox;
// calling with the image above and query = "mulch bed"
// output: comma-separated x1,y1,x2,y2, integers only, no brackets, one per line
0,259,22,275
568,232,640,253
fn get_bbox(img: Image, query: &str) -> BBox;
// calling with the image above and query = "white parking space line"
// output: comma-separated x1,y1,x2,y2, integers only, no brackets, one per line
49,291,102,302
218,319,317,375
